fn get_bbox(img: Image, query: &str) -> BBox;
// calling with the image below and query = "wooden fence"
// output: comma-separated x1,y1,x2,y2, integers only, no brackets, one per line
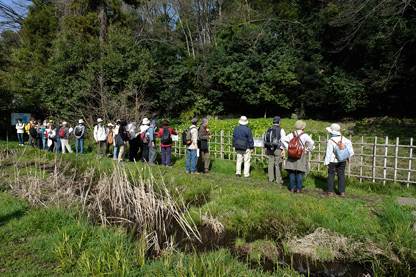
171,131,415,186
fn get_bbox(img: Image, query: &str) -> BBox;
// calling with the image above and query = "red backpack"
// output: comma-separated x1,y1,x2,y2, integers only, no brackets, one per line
288,132,305,159
58,128,65,138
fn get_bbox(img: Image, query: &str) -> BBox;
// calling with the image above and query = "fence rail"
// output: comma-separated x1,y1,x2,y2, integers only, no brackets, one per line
171,131,415,186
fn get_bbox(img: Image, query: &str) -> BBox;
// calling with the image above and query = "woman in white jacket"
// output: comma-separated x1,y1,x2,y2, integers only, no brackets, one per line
47,124,56,152
16,118,25,146
324,124,354,197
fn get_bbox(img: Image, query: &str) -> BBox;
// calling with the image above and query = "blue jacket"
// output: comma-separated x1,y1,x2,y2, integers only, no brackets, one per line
232,125,254,149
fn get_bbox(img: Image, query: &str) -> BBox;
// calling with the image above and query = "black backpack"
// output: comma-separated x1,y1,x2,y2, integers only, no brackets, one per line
29,126,37,138
160,127,172,145
182,127,194,146
74,126,82,136
264,126,281,151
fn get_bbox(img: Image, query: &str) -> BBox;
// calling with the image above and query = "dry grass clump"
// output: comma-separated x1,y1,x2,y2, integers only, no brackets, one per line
287,227,400,264
6,151,201,253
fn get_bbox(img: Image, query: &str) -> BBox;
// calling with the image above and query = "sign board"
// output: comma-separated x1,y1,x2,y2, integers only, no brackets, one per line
11,113,31,125
172,134,179,142
253,138,264,147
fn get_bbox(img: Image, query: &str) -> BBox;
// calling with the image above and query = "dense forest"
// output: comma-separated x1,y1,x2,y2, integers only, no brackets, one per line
1,0,415,127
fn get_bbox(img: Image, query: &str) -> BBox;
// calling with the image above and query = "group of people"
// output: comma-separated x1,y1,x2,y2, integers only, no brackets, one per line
16,115,354,196
232,116,354,197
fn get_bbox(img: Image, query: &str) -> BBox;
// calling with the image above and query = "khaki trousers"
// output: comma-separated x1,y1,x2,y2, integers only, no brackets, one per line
97,141,107,157
267,148,283,182
61,139,73,154
236,149,251,177
197,149,210,172
118,144,126,162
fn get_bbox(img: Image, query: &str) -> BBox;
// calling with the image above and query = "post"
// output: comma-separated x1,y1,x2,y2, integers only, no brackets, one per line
348,135,352,178
308,134,312,168
220,130,224,159
372,136,377,183
394,137,399,183
408,138,413,188
383,137,388,185
360,136,364,182
318,136,321,172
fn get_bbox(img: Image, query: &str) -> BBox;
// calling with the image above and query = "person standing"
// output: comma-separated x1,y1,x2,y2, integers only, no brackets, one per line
60,122,73,154
117,120,129,163
46,124,56,152
112,121,120,161
106,123,114,157
16,118,25,146
74,119,86,154
55,122,63,153
324,124,354,197
35,120,44,149
232,116,254,178
27,117,37,147
148,120,157,165
264,116,286,184
197,118,213,173
186,118,199,174
41,123,47,150
127,122,138,162
281,120,315,193
139,118,151,163
94,118,108,158
157,120,177,166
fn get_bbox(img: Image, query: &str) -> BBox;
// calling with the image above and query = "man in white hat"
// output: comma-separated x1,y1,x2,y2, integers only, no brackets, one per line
74,119,86,154
60,122,73,154
324,123,354,197
232,116,254,178
94,118,108,158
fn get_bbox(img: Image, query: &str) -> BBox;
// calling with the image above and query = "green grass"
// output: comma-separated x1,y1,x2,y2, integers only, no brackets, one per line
1,135,416,275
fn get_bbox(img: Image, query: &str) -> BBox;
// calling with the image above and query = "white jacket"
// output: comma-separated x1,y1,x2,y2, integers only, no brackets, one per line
324,135,354,165
94,124,108,141
16,123,25,134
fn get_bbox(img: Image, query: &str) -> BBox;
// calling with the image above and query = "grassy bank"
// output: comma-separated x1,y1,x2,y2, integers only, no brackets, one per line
1,137,416,275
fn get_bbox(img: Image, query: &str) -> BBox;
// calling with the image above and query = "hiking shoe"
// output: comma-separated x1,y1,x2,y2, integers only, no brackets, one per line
324,191,334,196
204,170,212,174
340,192,345,197
236,174,241,178
192,171,200,175
290,189,296,193
297,190,304,194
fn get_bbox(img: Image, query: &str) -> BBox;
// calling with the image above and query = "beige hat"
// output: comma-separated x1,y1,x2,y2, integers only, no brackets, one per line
62,121,68,126
142,118,150,125
326,123,341,136
97,118,103,123
294,120,306,130
79,119,84,124
107,123,114,127
238,116,248,125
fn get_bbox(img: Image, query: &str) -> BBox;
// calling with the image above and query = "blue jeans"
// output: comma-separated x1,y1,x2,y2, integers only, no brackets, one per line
76,138,84,154
17,133,24,144
56,138,62,153
42,138,47,150
186,149,197,173
289,170,303,191
113,145,119,159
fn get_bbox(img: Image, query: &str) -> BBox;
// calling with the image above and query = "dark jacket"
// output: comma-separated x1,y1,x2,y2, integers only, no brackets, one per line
232,125,254,149
198,125,210,141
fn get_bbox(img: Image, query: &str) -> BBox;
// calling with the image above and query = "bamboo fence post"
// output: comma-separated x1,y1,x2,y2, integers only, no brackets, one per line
178,131,181,156
220,130,224,159
383,136,388,185
360,136,364,182
394,137,399,183
318,136,321,172
214,130,217,159
254,131,257,157
372,136,377,183
309,134,312,168
348,135,352,178
261,132,264,161
408,138,413,188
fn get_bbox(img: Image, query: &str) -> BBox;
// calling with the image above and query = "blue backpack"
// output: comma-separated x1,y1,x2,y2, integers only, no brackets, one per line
330,137,350,162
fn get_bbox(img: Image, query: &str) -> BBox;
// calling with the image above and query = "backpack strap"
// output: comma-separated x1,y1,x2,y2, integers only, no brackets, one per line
293,131,305,148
